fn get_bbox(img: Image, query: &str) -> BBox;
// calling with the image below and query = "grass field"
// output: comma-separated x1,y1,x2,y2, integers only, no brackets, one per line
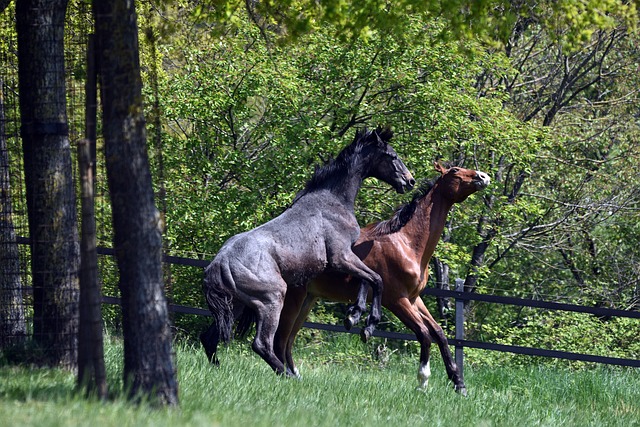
1,335,639,427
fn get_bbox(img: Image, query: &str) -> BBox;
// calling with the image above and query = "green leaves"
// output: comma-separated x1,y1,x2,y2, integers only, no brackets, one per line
135,3,640,349
189,0,638,52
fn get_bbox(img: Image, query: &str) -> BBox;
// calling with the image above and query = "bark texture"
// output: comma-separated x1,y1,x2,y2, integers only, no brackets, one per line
16,0,79,368
93,0,178,405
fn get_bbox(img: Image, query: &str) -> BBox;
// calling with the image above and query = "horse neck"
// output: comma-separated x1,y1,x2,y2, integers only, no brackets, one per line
328,160,368,208
401,182,455,270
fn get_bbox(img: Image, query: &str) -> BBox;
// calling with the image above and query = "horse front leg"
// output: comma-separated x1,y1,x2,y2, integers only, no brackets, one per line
331,253,383,342
346,279,382,343
360,279,382,342
275,286,308,378
344,279,368,330
418,341,433,390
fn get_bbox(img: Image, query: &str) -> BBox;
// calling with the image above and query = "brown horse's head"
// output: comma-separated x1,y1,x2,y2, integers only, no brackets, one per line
434,162,490,203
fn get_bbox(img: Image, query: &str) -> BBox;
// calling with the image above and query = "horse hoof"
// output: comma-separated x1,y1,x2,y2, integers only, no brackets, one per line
455,385,468,397
360,328,371,343
344,316,355,331
286,371,301,380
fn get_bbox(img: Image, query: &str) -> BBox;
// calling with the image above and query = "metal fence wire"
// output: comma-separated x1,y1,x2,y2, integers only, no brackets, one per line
0,2,29,351
0,0,93,366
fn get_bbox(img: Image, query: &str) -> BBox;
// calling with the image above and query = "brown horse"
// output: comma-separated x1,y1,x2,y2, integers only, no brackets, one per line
275,162,490,394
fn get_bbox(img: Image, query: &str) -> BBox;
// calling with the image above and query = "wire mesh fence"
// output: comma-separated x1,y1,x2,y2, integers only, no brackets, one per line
0,0,181,367
0,0,100,366
0,1,29,352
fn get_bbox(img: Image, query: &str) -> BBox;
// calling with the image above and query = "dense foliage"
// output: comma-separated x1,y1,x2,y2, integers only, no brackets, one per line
131,3,640,361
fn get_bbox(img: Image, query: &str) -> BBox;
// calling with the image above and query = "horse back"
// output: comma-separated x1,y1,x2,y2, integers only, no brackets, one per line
212,205,331,287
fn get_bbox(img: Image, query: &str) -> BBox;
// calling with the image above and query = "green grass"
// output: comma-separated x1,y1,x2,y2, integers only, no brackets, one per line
1,336,639,427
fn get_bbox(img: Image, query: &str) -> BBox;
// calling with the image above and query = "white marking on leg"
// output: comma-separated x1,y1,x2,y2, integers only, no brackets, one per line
417,360,431,390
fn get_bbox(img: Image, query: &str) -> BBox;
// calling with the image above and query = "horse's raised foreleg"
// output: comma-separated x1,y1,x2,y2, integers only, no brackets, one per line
416,298,466,395
330,252,383,342
344,280,368,331
360,279,382,342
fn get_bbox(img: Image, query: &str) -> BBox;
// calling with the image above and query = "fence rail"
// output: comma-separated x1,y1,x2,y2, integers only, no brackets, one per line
421,286,640,374
18,239,640,372
101,280,640,372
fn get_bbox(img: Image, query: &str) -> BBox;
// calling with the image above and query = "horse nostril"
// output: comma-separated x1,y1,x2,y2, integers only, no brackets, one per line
408,178,416,187
475,172,490,187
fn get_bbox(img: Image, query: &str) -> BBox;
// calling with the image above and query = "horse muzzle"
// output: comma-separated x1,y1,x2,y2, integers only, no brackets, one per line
397,174,416,194
473,171,491,190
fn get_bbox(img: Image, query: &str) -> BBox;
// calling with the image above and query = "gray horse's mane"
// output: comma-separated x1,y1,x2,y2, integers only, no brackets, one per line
291,127,393,204
370,179,435,236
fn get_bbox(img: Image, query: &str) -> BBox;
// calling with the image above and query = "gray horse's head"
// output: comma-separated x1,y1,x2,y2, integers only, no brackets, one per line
360,127,415,194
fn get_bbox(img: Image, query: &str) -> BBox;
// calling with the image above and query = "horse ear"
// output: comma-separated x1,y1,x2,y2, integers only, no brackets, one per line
374,126,393,145
379,126,393,142
434,161,446,174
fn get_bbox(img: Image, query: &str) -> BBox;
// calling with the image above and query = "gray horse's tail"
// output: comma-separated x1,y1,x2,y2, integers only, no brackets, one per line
235,308,256,339
203,260,235,344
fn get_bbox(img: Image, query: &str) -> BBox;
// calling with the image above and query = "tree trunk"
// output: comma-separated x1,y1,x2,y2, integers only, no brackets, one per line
76,35,107,399
0,78,27,349
93,0,178,406
16,0,79,369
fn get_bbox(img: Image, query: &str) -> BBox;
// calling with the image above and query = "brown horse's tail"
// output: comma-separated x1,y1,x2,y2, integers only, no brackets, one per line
203,259,235,344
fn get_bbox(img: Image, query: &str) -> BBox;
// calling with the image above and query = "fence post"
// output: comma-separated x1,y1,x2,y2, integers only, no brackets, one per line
454,278,465,381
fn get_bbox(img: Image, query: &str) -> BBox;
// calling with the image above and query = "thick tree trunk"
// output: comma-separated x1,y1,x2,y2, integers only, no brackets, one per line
93,0,178,406
16,0,79,369
0,79,27,349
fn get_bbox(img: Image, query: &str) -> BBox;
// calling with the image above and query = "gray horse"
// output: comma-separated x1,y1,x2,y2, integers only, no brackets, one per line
201,127,415,376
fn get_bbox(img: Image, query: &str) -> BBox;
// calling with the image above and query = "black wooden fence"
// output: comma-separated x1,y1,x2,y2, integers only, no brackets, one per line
97,247,640,379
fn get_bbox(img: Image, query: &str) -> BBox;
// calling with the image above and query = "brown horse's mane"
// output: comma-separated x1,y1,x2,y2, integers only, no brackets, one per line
371,178,435,236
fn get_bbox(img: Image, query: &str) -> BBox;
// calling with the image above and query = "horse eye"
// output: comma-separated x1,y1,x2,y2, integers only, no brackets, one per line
450,167,460,173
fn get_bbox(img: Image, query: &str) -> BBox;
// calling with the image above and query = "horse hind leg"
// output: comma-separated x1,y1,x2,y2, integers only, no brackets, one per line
253,311,288,376
200,322,221,365
245,282,290,376
416,298,466,395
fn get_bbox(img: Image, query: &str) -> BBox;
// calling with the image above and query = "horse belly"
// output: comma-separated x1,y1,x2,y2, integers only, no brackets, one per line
308,273,361,303
276,236,328,287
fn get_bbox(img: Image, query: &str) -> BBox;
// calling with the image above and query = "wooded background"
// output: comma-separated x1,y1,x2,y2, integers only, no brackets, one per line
0,0,638,405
